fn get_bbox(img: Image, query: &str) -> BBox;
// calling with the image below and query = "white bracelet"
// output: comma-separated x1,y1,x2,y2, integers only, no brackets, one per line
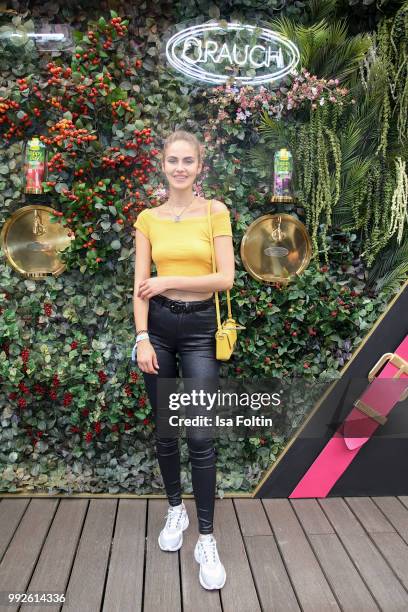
136,332,149,343
131,332,149,362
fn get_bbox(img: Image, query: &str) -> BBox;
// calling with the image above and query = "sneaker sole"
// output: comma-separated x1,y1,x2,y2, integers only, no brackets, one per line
194,546,226,590
199,567,226,590
158,513,189,552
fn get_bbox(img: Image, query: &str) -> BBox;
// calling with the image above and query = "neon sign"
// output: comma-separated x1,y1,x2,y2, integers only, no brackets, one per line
165,22,300,85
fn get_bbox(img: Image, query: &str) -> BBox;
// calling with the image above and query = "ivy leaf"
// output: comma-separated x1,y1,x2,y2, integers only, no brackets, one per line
209,4,220,18
72,30,83,43
110,240,121,250
55,182,68,194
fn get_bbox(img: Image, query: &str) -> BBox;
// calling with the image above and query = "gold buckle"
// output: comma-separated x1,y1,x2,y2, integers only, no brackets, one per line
368,352,408,402
354,399,388,425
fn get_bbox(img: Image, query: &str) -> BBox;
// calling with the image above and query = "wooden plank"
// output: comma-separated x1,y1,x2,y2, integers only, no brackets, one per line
216,499,261,612
310,534,379,611
371,496,408,542
23,499,88,612
143,500,181,612
102,500,147,612
370,532,408,592
346,497,408,593
234,498,272,536
319,498,408,611
399,496,408,510
290,499,335,535
62,499,116,612
180,499,222,612
0,499,30,560
244,535,300,611
262,499,340,611
0,499,58,612
292,499,378,611
345,497,396,533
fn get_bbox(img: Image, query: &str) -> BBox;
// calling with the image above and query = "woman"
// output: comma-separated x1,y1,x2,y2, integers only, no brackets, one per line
133,129,235,590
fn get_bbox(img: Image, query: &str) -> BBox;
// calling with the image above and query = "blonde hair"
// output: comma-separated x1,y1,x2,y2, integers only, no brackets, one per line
162,130,204,166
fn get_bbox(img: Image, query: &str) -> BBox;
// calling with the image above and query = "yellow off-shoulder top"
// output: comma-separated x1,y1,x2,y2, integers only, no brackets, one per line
133,206,232,276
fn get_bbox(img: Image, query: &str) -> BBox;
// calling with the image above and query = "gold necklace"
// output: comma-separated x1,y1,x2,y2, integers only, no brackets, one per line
167,196,195,223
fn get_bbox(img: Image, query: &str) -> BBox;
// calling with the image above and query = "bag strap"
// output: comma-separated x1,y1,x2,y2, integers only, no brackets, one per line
207,199,233,327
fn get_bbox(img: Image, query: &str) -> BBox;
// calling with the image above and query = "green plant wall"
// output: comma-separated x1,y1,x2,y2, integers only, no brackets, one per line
0,0,406,494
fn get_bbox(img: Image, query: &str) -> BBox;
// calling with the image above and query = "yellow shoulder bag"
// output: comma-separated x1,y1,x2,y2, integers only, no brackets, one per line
207,199,245,361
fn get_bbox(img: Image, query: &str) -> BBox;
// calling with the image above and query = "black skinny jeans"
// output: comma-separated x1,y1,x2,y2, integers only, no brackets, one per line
142,293,220,535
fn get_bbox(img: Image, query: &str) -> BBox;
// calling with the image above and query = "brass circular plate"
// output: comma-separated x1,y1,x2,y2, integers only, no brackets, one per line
0,205,74,278
240,213,312,284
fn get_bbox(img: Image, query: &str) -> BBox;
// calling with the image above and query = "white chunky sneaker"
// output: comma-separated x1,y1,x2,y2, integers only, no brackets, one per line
194,534,226,590
158,502,189,551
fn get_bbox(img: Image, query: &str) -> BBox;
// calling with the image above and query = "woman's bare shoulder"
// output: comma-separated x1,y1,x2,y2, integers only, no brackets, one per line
209,199,229,214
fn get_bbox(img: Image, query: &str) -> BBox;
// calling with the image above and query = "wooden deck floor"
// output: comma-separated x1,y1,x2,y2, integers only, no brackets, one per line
1,496,408,611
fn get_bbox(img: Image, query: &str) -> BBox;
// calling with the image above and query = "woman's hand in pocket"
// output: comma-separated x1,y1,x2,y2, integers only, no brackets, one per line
137,339,160,374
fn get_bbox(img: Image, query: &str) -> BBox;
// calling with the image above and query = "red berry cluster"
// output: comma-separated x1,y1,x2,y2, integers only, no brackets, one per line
98,370,108,384
124,384,133,397
134,127,153,144
0,97,19,117
0,97,25,139
111,99,134,117
18,382,30,395
52,374,60,388
17,77,29,91
110,16,127,37
46,63,72,85
130,370,139,382
32,84,44,101
48,152,66,172
49,96,64,111
21,348,30,363
41,118,97,148
34,384,46,395
63,392,73,406
44,303,52,316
